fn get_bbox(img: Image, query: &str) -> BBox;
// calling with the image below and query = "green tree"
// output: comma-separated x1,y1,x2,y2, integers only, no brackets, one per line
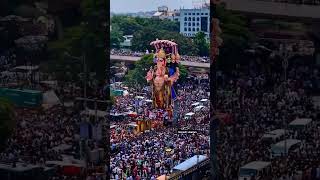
110,24,124,48
132,27,160,52
0,98,16,151
215,5,253,70
194,32,209,57
111,16,142,35
160,30,199,56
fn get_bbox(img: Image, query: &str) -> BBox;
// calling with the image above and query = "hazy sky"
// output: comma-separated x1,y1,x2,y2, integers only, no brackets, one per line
111,0,199,13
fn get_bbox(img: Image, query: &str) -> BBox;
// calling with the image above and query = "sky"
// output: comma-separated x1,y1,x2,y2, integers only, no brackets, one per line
111,0,200,13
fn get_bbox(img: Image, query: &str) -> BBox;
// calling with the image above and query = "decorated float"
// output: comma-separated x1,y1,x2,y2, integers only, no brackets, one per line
146,39,181,121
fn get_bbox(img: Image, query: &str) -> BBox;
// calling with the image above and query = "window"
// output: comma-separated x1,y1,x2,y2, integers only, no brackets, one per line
188,13,191,15
192,28,195,31
192,13,195,15
205,13,208,15
197,17,200,21
188,22,191,26
192,17,195,21
184,13,187,15
188,27,191,31
201,13,204,15
184,22,187,26
184,27,187,31
197,13,199,15
197,23,199,26
197,28,199,31
188,17,191,21
192,22,195,26
184,17,187,21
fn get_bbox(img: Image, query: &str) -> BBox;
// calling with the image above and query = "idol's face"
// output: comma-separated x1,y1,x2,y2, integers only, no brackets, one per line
157,58,165,67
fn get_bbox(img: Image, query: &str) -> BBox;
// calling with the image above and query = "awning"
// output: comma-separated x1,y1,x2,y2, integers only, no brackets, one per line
191,102,200,106
185,112,195,116
42,90,61,109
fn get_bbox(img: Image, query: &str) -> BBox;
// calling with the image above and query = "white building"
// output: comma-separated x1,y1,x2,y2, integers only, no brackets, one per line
152,6,180,21
179,7,210,38
120,35,133,48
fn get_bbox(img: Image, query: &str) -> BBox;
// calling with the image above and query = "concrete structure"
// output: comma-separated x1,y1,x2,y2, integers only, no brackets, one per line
152,6,180,21
110,55,210,68
222,0,320,21
179,7,210,38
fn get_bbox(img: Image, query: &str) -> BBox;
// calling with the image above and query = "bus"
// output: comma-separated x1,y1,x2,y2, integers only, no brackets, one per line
239,161,271,180
169,155,210,180
271,139,301,157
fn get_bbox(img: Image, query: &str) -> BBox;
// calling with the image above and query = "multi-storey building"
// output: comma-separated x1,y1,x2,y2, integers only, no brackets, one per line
179,7,210,38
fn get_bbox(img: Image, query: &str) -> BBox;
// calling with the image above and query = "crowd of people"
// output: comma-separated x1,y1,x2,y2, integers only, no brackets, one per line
110,73,210,179
215,56,320,179
110,49,209,63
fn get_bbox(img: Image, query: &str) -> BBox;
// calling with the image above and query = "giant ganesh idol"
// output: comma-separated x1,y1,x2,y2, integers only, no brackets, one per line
146,39,180,119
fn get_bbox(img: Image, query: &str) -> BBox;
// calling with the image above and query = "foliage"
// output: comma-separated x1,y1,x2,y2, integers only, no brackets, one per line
124,54,188,88
110,24,124,48
111,15,200,56
0,98,16,152
194,32,209,57
47,0,106,82
215,5,254,70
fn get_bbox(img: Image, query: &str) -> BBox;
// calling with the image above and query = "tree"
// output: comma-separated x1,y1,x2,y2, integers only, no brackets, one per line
110,24,124,48
111,16,142,35
131,27,159,52
215,5,253,70
194,32,209,57
124,54,154,88
0,98,16,152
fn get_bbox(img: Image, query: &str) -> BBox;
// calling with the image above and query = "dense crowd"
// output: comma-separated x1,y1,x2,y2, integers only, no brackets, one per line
216,57,320,179
110,76,210,179
110,49,209,63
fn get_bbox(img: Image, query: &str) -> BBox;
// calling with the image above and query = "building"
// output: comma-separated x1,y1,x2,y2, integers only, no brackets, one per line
179,7,210,38
120,35,133,48
152,6,180,21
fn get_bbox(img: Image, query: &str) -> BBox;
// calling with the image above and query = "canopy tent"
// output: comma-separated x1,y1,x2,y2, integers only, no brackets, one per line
240,161,271,171
271,139,301,155
135,96,144,99
42,90,61,109
185,112,195,116
110,112,124,116
110,125,117,129
81,109,107,118
123,90,129,96
127,123,138,127
200,99,208,102
52,144,72,151
12,65,39,72
173,155,208,171
191,102,200,106
145,99,153,103
239,161,271,177
45,161,85,168
262,129,285,141
289,118,312,129
40,80,57,87
194,105,205,112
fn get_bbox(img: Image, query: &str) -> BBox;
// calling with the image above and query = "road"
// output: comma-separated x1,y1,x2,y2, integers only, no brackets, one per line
110,55,210,68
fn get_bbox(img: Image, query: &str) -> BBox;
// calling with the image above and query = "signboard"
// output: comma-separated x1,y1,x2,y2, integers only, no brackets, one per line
0,88,42,107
